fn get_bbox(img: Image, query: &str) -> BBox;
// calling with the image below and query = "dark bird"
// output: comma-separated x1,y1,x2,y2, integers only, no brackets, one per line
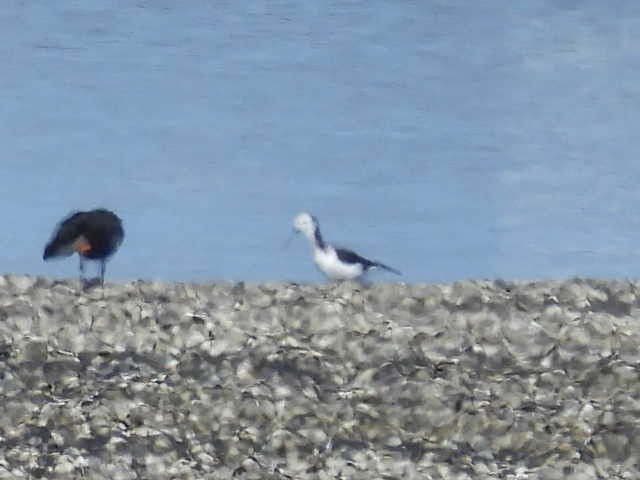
43,208,124,286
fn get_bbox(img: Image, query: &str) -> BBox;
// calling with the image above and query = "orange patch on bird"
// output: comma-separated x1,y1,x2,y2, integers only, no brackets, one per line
73,237,92,254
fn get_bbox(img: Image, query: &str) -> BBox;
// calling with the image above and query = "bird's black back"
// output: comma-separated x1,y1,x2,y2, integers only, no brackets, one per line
335,247,376,268
335,246,401,275
44,209,124,260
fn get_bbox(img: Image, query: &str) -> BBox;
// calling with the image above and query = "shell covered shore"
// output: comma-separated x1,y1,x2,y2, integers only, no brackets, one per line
1,275,640,479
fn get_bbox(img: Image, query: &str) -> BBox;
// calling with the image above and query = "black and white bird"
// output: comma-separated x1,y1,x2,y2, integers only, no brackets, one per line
43,208,124,286
292,212,400,281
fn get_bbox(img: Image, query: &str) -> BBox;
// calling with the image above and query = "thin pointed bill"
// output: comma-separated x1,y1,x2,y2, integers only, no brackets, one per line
283,229,298,249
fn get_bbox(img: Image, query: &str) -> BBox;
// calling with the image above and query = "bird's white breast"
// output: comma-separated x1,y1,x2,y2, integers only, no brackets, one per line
313,246,364,280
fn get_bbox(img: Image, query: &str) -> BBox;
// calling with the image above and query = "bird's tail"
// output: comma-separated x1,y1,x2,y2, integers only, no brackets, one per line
372,261,401,276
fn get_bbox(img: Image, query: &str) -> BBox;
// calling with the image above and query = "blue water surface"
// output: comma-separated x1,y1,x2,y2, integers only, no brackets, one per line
1,0,640,283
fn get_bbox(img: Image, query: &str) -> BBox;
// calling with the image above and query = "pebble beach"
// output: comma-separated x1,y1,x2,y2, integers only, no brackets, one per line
1,275,639,479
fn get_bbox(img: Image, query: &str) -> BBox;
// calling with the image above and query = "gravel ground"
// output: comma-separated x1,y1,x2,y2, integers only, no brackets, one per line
0,275,639,479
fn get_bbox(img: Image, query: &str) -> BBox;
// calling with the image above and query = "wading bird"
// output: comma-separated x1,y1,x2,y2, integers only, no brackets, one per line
291,212,400,281
43,208,124,286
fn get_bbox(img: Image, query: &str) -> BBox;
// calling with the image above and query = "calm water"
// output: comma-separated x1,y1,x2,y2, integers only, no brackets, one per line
2,1,640,283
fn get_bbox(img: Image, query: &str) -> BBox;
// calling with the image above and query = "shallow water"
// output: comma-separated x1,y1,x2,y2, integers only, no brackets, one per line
2,1,640,283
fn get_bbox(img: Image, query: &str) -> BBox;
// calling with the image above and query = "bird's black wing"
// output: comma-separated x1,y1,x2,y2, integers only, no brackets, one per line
335,247,376,268
335,247,401,275
83,209,125,254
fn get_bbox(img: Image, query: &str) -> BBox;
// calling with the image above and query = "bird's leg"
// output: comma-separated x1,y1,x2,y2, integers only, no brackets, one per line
100,260,106,287
79,256,85,285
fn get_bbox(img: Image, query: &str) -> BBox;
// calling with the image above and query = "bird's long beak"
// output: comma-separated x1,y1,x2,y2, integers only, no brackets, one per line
283,229,298,249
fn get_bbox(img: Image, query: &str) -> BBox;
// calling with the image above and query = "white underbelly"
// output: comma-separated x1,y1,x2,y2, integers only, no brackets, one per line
314,248,363,280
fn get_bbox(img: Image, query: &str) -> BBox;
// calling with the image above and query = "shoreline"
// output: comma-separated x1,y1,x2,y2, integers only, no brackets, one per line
0,275,638,478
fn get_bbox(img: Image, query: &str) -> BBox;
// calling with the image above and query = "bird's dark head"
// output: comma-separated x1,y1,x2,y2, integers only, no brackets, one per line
43,240,75,260
43,211,91,261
